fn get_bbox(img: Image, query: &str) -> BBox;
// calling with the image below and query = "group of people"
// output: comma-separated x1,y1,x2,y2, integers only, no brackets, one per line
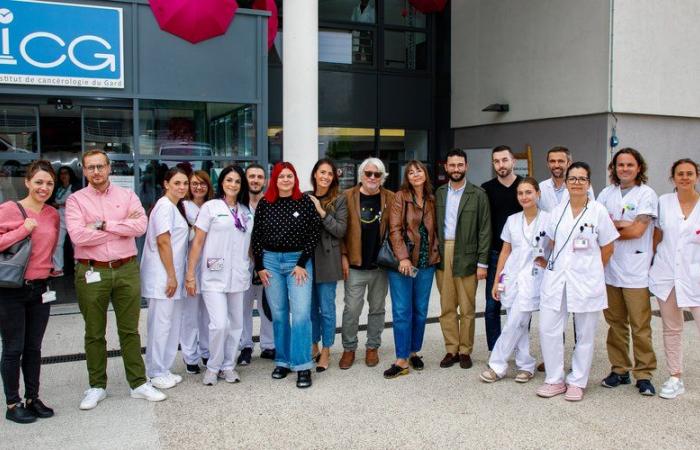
0,145,698,425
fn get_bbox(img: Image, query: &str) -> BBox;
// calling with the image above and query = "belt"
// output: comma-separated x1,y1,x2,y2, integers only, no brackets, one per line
24,279,48,287
78,256,135,269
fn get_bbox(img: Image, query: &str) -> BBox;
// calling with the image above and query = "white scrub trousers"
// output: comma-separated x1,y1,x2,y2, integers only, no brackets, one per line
488,304,536,376
202,291,245,372
179,293,210,365
539,291,600,388
145,298,184,378
240,284,275,351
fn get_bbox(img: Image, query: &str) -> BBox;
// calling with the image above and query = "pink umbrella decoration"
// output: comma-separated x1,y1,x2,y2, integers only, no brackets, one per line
408,0,448,14
252,0,278,49
149,0,239,44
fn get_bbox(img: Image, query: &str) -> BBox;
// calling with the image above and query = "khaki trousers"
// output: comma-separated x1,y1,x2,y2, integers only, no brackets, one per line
603,285,657,380
436,241,477,355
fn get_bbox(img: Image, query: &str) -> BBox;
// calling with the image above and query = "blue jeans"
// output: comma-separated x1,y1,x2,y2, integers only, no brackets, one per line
484,249,502,351
263,251,314,371
387,266,436,360
311,282,337,348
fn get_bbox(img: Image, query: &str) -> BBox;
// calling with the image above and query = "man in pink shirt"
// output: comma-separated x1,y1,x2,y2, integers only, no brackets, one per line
66,149,166,410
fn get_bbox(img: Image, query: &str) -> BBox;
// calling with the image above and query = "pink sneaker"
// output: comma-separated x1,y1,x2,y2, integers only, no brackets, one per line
564,384,584,401
536,382,567,398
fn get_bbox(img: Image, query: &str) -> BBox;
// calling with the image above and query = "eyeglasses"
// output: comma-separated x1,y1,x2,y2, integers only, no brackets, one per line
85,164,107,173
364,171,383,179
191,182,207,188
566,176,589,184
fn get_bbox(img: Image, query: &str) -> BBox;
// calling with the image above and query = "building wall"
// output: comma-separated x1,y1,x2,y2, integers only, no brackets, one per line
451,0,611,128
453,114,610,190
612,114,700,194
612,0,700,118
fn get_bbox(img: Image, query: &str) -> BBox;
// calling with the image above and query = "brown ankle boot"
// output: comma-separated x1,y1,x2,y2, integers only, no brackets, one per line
365,348,379,367
339,351,355,370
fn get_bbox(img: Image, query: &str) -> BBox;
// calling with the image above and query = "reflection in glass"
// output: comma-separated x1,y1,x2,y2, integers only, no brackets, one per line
384,0,426,27
0,159,30,202
320,127,375,161
318,29,373,65
0,106,37,153
139,101,256,158
84,108,134,156
384,30,427,70
320,0,376,23
379,129,428,161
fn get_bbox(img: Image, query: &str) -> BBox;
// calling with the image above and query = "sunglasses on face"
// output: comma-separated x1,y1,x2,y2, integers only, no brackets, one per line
364,171,383,179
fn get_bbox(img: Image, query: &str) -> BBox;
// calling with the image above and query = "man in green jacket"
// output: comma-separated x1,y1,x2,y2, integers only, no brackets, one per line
435,149,491,369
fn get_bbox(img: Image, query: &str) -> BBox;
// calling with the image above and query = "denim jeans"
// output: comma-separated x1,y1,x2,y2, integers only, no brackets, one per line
311,281,337,348
484,249,502,351
263,251,314,371
387,266,436,360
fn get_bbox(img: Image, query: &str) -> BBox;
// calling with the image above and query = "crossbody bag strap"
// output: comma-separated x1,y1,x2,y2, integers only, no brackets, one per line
14,201,28,219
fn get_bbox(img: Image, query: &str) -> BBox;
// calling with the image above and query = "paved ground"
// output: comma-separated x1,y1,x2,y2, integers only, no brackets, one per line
2,283,700,449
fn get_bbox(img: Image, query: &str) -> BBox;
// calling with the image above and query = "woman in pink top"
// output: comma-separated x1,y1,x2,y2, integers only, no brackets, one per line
0,160,59,424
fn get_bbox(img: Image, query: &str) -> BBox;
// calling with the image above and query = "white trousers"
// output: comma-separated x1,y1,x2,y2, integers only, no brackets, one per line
240,284,275,350
179,293,210,365
202,291,245,372
145,298,184,378
539,292,600,388
488,304,536,376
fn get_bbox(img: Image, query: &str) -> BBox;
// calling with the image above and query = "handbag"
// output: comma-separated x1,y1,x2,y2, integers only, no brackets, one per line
376,200,414,271
0,202,33,288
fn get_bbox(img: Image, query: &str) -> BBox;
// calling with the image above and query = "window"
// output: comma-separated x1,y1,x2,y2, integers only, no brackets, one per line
319,127,376,161
320,0,376,24
0,159,31,202
84,108,134,156
0,105,38,154
319,29,374,66
384,0,426,27
384,30,427,70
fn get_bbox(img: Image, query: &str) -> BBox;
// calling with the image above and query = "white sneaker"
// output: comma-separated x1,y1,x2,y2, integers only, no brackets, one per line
659,377,685,399
149,375,176,390
219,369,241,383
130,383,167,402
167,372,183,385
79,388,107,410
202,369,218,386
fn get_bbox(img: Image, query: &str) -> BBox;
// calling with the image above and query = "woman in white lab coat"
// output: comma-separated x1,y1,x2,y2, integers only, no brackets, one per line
185,165,253,386
649,158,700,399
536,162,619,402
142,167,190,390
480,177,549,383
179,170,213,375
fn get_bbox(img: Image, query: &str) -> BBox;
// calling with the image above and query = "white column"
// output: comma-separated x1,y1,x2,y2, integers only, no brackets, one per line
283,0,318,191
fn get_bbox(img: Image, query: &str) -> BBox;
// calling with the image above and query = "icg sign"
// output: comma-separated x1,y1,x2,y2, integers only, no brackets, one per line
0,0,123,89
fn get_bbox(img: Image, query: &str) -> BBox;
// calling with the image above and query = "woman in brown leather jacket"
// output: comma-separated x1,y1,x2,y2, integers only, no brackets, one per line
384,160,440,379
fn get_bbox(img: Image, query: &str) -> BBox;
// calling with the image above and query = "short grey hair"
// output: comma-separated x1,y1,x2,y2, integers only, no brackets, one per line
358,157,388,185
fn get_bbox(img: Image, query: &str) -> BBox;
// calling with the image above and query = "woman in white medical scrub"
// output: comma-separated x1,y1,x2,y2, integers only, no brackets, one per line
142,167,190,390
179,170,213,375
649,158,700,399
185,165,253,386
480,177,550,384
536,162,619,402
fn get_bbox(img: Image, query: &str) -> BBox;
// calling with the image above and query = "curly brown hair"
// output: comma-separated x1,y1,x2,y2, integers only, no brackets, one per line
608,147,648,185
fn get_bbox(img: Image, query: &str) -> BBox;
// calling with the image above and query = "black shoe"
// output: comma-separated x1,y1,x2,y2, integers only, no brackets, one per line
25,399,53,419
185,362,201,374
296,370,312,388
636,379,656,396
271,366,290,379
201,357,209,367
383,364,409,379
237,347,253,366
260,349,276,360
409,355,424,371
601,371,631,388
459,354,473,369
6,403,37,424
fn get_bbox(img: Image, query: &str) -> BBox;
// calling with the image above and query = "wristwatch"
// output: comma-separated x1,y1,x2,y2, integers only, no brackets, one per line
95,220,105,231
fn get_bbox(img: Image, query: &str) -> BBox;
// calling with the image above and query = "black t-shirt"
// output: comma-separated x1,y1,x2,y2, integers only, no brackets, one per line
481,176,522,251
353,192,382,270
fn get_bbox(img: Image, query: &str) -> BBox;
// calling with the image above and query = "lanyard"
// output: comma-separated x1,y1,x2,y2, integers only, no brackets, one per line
521,211,540,248
222,199,246,232
547,200,588,270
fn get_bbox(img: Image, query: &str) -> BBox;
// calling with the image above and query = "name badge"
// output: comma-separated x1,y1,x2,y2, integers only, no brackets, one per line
207,258,224,271
85,269,102,284
573,238,589,250
42,288,57,303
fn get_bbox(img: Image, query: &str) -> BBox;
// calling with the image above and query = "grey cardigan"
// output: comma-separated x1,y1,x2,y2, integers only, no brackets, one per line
309,193,348,283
